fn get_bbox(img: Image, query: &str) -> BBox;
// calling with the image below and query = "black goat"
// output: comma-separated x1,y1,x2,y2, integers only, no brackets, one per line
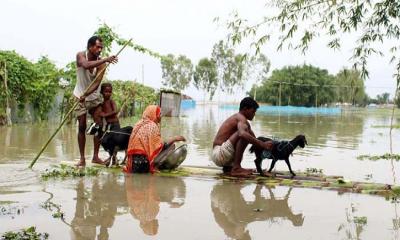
249,135,307,177
87,123,133,166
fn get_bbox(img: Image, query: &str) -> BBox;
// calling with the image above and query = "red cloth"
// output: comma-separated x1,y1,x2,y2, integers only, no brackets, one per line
124,105,163,173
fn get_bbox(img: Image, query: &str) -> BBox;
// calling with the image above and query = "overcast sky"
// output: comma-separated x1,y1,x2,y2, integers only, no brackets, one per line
1,0,397,101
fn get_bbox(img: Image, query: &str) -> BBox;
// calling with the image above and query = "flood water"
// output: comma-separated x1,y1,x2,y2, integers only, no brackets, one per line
1,104,399,239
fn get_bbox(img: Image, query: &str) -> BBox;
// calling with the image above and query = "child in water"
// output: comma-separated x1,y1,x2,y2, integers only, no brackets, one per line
100,82,120,130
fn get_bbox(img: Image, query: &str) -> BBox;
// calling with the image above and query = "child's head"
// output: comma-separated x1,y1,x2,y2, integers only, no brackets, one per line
101,82,113,100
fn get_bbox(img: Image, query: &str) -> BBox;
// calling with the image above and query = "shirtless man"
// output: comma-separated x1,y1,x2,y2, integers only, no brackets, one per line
211,97,273,177
74,36,118,167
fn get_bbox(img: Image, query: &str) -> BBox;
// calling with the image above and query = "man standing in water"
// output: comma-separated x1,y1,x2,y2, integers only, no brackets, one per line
74,36,118,167
211,97,273,177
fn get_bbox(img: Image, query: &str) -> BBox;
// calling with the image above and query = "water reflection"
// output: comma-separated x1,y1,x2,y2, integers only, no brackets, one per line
70,174,186,239
125,175,186,236
211,182,303,240
71,176,124,240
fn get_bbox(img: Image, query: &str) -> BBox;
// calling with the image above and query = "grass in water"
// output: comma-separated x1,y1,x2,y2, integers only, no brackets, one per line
40,202,64,219
371,124,400,129
1,226,49,240
357,153,400,161
305,168,323,174
41,164,100,179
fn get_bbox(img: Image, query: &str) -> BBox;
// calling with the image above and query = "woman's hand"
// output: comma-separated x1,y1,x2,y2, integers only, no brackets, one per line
174,136,186,142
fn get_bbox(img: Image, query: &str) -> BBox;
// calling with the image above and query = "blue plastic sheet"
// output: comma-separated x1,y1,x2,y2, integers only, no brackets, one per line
220,105,341,116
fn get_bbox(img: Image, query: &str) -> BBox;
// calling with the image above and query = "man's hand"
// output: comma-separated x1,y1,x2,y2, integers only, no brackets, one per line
174,136,186,142
79,95,86,103
105,56,118,64
263,141,273,151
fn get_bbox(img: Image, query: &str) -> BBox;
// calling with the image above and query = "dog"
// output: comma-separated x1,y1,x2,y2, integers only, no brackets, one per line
249,135,307,177
87,123,133,167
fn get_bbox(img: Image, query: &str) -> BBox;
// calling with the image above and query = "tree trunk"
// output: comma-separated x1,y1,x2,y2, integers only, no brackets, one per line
3,62,12,125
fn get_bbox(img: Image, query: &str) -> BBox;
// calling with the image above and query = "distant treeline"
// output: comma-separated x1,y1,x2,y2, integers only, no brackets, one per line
249,64,395,107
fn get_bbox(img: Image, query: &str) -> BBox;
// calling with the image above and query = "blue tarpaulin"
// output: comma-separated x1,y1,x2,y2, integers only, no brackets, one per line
181,99,196,110
219,105,342,116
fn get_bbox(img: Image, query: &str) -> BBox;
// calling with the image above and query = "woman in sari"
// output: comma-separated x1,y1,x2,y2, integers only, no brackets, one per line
123,105,185,173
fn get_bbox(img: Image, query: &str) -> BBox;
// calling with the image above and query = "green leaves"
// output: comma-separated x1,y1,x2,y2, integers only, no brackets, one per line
160,54,194,92
94,22,164,59
211,40,249,94
193,58,218,100
1,226,49,240
335,68,366,105
0,51,61,121
251,64,336,106
223,0,400,88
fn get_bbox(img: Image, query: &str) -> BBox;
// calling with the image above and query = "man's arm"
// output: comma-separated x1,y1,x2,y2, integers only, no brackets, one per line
249,127,256,138
237,120,273,150
76,52,117,70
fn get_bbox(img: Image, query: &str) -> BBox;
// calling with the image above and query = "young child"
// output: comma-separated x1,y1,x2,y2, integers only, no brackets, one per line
100,83,120,130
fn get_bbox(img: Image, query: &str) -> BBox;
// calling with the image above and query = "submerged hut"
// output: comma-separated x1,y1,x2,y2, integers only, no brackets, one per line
159,90,182,117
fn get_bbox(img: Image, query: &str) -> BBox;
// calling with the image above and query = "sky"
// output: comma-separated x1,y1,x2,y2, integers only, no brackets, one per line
0,0,397,101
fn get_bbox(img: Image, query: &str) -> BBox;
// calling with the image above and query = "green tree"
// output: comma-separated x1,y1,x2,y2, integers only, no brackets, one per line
0,51,37,111
30,56,61,120
335,68,366,105
248,53,271,101
161,54,193,92
211,40,248,94
376,92,390,104
108,80,157,116
0,51,60,121
253,64,335,106
193,58,218,100
223,1,400,109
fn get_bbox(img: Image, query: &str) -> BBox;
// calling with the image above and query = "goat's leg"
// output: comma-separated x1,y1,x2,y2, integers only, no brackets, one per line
254,158,264,176
121,150,127,165
268,158,277,173
284,158,296,177
112,147,121,166
112,151,118,166
104,151,112,167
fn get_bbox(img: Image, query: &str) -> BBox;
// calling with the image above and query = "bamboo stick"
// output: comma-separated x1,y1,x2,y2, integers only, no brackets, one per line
29,39,132,168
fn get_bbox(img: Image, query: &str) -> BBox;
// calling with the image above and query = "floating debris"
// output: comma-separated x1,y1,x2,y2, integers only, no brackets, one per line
41,164,101,179
158,167,400,199
1,226,49,240
357,154,400,161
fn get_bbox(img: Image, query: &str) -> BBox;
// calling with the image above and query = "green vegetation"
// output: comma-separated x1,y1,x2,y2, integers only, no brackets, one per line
335,69,367,106
371,124,400,129
211,40,248,94
249,65,369,106
306,168,323,174
250,64,334,106
106,80,158,116
357,154,400,161
353,216,367,225
0,51,61,121
161,54,194,92
41,164,101,179
41,201,64,219
193,58,218,100
0,22,166,125
1,227,49,240
224,1,400,87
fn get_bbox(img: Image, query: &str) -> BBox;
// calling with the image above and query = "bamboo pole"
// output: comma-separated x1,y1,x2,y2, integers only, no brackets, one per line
29,39,132,168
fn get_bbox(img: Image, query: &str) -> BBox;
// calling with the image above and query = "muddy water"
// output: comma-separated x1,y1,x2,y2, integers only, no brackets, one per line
1,105,399,239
